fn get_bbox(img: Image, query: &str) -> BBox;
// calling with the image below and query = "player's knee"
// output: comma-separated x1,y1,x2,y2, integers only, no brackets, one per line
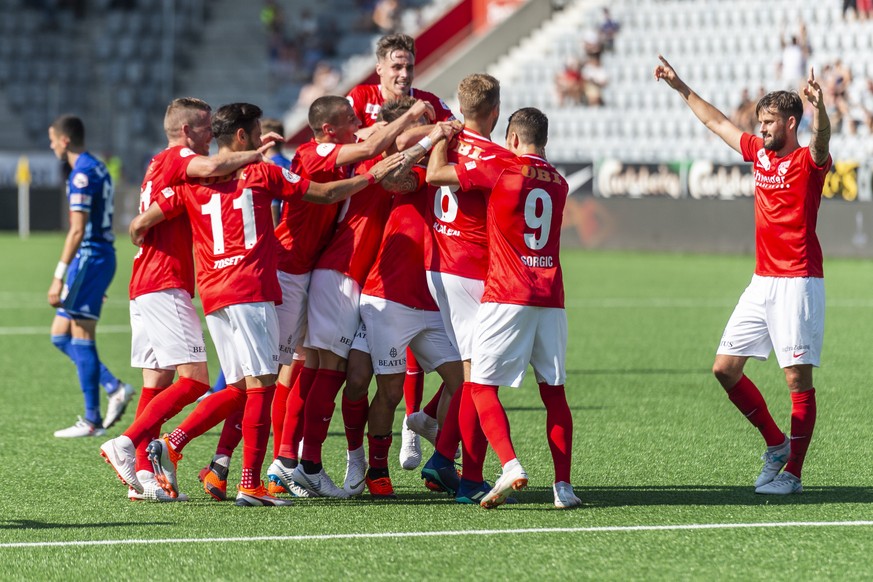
712,361,740,389
50,333,71,353
344,371,371,401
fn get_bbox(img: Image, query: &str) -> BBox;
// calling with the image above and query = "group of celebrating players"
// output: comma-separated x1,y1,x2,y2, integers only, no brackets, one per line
66,33,579,509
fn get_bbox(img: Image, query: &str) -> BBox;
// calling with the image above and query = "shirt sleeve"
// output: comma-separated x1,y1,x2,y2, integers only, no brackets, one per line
268,164,312,202
455,157,507,192
155,184,187,219
164,147,197,185
740,133,759,163
68,168,99,213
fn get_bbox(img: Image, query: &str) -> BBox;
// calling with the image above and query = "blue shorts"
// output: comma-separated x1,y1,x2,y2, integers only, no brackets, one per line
59,246,116,321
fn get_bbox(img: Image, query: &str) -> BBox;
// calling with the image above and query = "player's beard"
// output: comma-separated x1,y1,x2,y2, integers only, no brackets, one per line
762,131,785,151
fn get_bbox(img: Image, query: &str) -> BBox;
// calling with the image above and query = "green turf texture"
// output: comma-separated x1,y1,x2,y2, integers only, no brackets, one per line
1,233,872,580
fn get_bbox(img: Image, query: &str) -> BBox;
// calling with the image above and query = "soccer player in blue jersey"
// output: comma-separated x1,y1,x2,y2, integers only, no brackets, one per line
262,117,293,227
47,115,134,437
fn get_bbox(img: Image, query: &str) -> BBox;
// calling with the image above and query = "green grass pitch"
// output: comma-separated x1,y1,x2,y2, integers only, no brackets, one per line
1,233,872,580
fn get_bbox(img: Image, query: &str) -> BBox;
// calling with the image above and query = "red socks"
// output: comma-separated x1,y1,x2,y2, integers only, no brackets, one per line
216,408,244,458
132,386,164,472
784,389,816,478
458,382,487,482
301,369,347,464
434,384,462,460
422,383,444,420
172,385,246,452
277,366,317,459
124,377,210,446
727,375,785,446
403,350,424,416
539,383,573,483
241,385,276,488
469,382,516,465
368,433,393,469
342,394,368,451
271,381,291,459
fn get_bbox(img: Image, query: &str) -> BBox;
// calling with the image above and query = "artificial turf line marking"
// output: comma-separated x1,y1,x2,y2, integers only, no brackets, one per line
4,521,873,549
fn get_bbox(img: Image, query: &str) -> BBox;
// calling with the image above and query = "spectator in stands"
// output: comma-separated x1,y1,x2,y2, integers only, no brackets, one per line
554,57,585,107
778,35,806,91
731,88,759,134
295,62,341,112
261,0,285,35
822,60,852,133
858,0,873,19
372,0,401,34
848,76,873,134
598,8,620,52
582,54,608,106
582,28,603,59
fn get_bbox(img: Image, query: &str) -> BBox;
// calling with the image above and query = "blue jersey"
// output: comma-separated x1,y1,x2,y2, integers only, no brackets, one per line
68,152,115,250
270,152,293,210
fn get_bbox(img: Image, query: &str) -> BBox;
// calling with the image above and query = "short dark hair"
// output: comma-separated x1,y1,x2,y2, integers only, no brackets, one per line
51,115,85,147
378,96,417,123
164,97,211,138
211,103,262,147
308,96,351,133
755,91,804,127
506,107,549,148
376,33,415,61
261,117,284,138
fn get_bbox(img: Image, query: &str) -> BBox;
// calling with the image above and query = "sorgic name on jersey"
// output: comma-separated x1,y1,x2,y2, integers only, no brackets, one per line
214,255,244,269
521,255,554,267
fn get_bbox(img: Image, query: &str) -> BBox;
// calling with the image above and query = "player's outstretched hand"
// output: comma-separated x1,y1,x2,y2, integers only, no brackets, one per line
654,55,684,90
257,132,284,157
370,152,405,182
803,66,824,109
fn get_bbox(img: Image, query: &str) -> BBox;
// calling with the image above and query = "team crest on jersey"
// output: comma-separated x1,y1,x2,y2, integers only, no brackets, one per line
161,187,174,198
777,160,791,176
72,172,89,188
282,168,301,183
756,149,771,171
438,98,450,111
316,143,337,157
389,347,398,358
179,148,196,158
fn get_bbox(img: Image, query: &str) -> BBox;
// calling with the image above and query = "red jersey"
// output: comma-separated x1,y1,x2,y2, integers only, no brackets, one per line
362,166,438,310
425,129,514,280
158,163,311,314
346,84,455,128
129,146,197,299
315,157,395,286
274,139,345,275
457,154,568,308
741,133,831,278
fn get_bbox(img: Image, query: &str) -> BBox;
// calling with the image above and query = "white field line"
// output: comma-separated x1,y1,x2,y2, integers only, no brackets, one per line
0,325,130,336
566,298,873,308
3,521,873,549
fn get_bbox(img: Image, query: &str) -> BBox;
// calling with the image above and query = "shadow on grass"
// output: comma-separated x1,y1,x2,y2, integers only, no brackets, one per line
510,485,873,509
567,368,711,376
0,519,175,530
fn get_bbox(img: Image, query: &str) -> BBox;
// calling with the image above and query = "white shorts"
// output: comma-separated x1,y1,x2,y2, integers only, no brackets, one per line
351,320,370,354
130,289,207,370
426,271,484,361
471,303,568,388
276,270,310,365
304,269,361,359
359,294,460,375
717,275,825,368
205,301,280,384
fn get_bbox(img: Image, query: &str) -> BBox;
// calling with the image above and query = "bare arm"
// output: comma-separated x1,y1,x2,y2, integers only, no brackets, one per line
129,202,167,245
803,67,831,166
47,210,87,307
302,152,404,204
425,133,459,187
185,132,283,178
335,100,436,166
654,55,743,154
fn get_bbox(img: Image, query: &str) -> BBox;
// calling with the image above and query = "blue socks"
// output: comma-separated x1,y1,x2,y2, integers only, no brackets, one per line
70,337,102,426
51,334,121,395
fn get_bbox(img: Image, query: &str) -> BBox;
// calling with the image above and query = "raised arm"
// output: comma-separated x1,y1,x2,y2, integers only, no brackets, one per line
185,132,282,178
654,55,743,154
803,67,831,166
335,100,436,166
425,131,458,187
303,152,404,204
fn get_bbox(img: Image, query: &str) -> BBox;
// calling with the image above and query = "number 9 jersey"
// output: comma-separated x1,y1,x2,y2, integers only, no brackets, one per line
68,151,115,250
455,154,569,308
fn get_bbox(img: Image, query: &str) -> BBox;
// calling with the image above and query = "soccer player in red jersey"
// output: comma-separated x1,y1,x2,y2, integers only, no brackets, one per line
268,95,433,498
100,98,282,501
428,107,580,509
347,32,457,470
418,73,517,502
129,103,401,505
656,56,831,495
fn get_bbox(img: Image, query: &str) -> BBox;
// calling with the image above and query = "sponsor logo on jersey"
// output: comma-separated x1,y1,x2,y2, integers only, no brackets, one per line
213,255,244,269
389,347,398,358
433,222,460,237
282,168,302,183
378,358,404,368
756,148,771,171
179,148,196,158
161,187,174,198
777,160,791,176
72,172,89,189
316,143,337,157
